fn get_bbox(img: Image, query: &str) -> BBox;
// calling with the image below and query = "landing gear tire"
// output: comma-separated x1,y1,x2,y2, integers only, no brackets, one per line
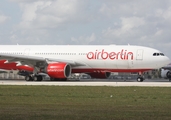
37,76,43,81
137,77,144,82
25,76,33,81
34,75,43,81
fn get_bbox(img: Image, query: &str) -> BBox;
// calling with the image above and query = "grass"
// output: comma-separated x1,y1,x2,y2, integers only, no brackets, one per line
0,86,171,120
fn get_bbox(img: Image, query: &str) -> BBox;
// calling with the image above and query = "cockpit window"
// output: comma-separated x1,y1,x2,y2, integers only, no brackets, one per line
153,53,165,56
153,53,157,56
160,53,164,56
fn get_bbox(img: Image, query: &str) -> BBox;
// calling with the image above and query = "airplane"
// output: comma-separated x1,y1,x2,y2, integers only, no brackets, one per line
161,63,171,81
0,45,170,82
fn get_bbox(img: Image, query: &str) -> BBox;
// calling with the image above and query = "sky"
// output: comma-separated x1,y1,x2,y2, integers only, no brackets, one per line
0,0,171,58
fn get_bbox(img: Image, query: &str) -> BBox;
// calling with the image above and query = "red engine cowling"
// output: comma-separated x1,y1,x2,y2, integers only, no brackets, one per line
88,72,111,79
46,63,71,78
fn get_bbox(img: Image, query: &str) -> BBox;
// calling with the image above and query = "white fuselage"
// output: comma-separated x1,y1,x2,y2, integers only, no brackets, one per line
0,45,170,73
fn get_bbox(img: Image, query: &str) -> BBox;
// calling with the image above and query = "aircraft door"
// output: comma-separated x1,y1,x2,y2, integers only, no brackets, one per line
136,49,143,60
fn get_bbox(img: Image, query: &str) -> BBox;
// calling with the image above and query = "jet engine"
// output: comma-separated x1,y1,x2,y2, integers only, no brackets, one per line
45,63,71,78
88,72,111,79
161,69,171,79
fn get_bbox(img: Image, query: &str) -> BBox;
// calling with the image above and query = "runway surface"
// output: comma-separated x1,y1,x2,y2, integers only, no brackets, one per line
0,79,171,87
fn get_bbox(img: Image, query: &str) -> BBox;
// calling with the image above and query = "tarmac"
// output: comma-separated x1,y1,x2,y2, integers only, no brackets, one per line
0,79,171,87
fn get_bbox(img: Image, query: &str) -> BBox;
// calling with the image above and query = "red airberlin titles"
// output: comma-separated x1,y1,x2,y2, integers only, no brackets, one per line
87,49,133,60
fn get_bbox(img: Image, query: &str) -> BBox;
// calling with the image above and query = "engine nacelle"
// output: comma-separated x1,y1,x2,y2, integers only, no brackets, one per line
45,63,71,78
88,72,111,79
161,69,171,79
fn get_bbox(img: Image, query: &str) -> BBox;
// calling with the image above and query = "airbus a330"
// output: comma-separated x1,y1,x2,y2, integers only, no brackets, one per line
0,45,170,82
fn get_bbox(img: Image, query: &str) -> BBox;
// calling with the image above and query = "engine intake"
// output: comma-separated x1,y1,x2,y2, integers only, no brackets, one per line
46,63,71,78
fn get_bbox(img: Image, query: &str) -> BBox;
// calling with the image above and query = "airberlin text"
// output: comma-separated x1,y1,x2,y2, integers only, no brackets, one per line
87,49,133,60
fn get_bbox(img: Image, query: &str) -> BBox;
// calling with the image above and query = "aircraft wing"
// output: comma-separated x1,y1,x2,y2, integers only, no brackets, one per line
0,53,85,67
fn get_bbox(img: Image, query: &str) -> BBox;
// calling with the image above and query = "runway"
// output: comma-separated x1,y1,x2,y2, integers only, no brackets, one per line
0,79,171,87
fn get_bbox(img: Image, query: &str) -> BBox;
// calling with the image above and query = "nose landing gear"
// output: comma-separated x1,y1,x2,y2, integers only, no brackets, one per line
137,72,145,82
137,76,144,82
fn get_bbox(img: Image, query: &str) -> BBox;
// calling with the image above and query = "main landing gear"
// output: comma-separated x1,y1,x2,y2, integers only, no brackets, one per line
25,75,43,81
25,66,43,81
25,76,68,81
